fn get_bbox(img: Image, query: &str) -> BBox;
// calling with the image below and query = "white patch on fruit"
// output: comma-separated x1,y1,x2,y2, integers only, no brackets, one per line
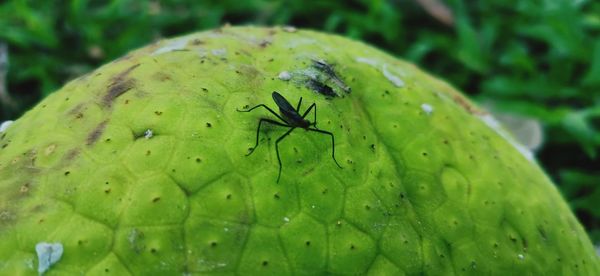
356,57,405,88
382,64,405,87
355,57,378,67
421,103,434,115
35,242,63,275
283,217,290,222
211,48,227,57
278,71,292,81
152,37,189,56
479,114,534,162
144,129,154,139
282,26,297,33
0,120,13,132
517,254,525,260
197,259,227,270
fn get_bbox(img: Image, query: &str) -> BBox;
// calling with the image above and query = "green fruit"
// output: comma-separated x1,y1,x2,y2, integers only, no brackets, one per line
0,26,598,275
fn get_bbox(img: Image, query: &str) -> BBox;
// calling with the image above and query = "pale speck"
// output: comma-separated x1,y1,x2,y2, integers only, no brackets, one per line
311,205,316,209
224,227,229,232
518,254,525,260
421,103,434,115
278,71,292,81
211,48,227,56
0,120,13,132
283,217,290,222
36,242,63,275
144,129,153,139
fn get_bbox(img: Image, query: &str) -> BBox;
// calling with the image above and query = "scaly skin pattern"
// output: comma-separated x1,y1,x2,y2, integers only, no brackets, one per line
0,26,598,275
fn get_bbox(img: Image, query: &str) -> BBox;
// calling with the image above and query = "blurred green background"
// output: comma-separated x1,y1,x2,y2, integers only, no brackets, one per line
0,0,599,244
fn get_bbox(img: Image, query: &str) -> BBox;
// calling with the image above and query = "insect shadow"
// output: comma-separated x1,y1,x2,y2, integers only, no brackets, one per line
237,91,343,182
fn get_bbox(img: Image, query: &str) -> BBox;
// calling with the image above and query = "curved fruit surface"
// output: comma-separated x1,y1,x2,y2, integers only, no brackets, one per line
0,26,598,275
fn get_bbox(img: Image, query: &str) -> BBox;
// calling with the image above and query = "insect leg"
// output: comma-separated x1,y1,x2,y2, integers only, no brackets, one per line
237,104,287,123
296,97,303,112
247,119,289,156
275,127,296,183
307,128,343,169
301,103,318,128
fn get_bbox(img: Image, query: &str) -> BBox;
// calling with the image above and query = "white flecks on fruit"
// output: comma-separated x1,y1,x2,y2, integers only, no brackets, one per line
356,57,405,88
283,217,290,222
35,242,63,275
421,103,434,115
382,64,405,88
211,48,227,57
0,120,13,132
355,57,379,67
152,37,190,56
144,129,154,139
278,71,292,81
282,26,297,33
518,254,525,260
479,114,535,162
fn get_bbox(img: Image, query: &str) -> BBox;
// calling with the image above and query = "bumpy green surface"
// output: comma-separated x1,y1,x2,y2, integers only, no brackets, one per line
0,26,598,275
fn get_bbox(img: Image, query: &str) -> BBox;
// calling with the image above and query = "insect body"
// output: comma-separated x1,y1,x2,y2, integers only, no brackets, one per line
238,91,342,182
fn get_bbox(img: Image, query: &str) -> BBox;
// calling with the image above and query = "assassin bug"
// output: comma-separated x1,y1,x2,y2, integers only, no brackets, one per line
237,91,343,182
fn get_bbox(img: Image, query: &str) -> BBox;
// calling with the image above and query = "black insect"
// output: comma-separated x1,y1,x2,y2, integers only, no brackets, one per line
237,91,342,182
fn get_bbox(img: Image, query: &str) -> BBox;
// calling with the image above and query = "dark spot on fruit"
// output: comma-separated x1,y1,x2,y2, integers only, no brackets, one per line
146,150,151,156
422,152,428,157
206,122,212,127
103,64,140,107
259,40,271,48
322,188,328,195
350,244,355,250
150,248,157,253
365,205,371,210
274,193,280,199
305,241,311,246
370,144,375,151
152,197,160,203
226,194,232,200
154,111,163,115
195,158,201,163
210,241,218,247
201,87,208,92
87,120,109,146
262,261,269,266
64,171,70,176
268,58,274,62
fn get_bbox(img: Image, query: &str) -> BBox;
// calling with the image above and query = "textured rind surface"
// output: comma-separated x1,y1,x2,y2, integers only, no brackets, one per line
0,26,599,275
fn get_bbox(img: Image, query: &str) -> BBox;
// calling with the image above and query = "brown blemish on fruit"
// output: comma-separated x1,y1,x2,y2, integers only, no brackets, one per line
190,39,204,46
452,94,486,115
103,64,140,107
68,103,86,118
63,148,81,161
87,120,108,146
259,40,271,48
153,72,172,82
